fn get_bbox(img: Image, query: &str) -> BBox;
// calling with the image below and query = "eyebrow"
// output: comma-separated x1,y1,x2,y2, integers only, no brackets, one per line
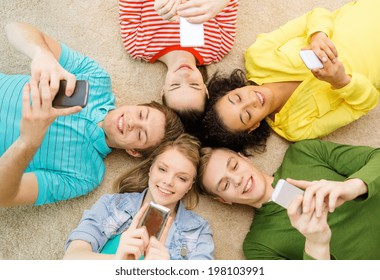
144,108,150,144
215,156,233,191
168,84,203,92
228,95,246,125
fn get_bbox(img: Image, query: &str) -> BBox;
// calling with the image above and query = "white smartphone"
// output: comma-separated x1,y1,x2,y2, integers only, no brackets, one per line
299,50,324,69
180,17,204,47
271,179,304,209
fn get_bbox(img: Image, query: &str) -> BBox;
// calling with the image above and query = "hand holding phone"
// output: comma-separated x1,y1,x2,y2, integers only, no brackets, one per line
180,17,204,47
300,50,324,70
138,202,171,240
52,80,89,108
271,179,304,209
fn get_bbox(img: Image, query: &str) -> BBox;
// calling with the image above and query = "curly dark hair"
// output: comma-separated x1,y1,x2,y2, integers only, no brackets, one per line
200,69,270,153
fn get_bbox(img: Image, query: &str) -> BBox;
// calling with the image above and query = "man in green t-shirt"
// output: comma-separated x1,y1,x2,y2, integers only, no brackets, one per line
196,139,380,259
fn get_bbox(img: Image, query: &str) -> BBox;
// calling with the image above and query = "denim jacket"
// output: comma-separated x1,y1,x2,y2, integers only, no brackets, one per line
65,190,214,260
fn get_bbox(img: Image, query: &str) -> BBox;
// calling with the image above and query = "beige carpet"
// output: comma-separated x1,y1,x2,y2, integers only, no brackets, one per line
1,0,376,260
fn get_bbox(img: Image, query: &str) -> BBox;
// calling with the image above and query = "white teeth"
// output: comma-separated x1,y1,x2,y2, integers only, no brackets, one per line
158,187,173,195
118,117,123,133
256,92,264,105
244,178,252,193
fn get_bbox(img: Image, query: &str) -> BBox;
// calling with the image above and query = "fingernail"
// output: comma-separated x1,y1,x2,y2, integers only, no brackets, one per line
322,57,327,63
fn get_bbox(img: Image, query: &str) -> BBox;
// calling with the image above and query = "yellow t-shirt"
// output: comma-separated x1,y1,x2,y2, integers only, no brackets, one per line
245,0,380,141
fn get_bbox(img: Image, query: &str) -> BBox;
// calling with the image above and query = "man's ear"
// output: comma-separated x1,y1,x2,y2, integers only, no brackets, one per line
214,197,232,205
248,122,260,133
126,149,142,158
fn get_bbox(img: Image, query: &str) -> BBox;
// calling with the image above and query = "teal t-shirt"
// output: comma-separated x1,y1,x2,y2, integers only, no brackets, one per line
0,43,115,205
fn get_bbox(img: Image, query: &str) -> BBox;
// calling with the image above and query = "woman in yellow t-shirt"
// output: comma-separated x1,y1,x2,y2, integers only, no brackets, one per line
201,0,380,152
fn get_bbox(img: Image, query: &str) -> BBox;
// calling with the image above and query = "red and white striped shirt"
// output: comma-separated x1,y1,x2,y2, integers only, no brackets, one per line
119,0,239,65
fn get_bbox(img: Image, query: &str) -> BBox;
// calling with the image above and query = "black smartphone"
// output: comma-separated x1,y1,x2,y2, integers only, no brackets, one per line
52,80,89,108
138,202,171,240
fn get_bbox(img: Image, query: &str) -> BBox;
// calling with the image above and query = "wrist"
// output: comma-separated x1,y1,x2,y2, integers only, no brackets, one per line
346,178,368,197
304,239,331,260
332,74,351,89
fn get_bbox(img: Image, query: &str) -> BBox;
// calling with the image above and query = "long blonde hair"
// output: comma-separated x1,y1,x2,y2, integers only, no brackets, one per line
113,133,201,209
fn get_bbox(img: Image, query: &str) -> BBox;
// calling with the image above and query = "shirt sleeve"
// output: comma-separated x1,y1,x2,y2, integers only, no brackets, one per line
245,8,333,84
292,140,380,198
34,170,102,205
64,194,114,252
119,0,143,50
188,222,215,260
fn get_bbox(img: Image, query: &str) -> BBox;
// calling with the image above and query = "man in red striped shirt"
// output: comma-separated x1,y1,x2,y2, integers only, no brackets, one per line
119,0,239,133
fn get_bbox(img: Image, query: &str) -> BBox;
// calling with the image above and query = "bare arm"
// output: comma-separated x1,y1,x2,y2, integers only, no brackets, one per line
5,22,76,95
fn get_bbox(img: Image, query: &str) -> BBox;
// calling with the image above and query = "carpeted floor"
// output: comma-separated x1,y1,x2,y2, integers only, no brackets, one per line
1,0,376,260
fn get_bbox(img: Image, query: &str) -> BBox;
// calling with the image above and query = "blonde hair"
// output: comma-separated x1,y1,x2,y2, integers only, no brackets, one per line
114,134,201,209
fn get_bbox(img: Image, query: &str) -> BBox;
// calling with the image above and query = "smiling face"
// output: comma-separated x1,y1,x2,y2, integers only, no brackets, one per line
215,85,273,133
148,147,196,211
103,105,165,156
201,148,273,207
162,64,208,113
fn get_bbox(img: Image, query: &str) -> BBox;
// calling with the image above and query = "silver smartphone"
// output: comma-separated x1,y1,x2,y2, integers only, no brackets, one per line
180,17,204,47
271,179,304,209
299,50,324,70
138,202,171,239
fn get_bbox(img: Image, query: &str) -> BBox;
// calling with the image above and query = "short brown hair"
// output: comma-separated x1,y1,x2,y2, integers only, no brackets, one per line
134,101,184,157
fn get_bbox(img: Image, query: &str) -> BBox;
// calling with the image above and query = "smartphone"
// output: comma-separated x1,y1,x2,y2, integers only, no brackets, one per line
299,50,324,70
52,80,89,108
138,202,171,239
180,17,204,47
271,179,304,209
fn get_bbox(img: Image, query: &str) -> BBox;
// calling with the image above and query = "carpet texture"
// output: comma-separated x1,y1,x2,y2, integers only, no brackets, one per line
1,0,376,260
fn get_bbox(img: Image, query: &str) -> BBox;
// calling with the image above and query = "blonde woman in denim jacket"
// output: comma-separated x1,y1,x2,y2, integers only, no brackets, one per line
64,134,213,260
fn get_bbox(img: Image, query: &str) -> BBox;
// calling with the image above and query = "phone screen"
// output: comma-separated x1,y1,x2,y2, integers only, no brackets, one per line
52,80,89,108
139,202,170,239
271,179,304,209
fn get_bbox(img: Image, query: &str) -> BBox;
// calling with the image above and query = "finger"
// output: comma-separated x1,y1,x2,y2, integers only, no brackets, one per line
22,83,31,114
154,0,171,10
130,203,150,229
65,74,77,97
328,192,338,213
315,189,328,218
157,0,178,19
286,178,312,190
30,79,42,110
159,216,173,243
179,13,209,24
49,74,60,98
40,77,53,111
54,105,82,116
31,70,41,83
287,195,303,220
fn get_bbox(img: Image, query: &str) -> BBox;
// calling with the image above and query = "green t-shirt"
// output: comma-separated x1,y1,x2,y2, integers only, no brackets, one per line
243,139,380,260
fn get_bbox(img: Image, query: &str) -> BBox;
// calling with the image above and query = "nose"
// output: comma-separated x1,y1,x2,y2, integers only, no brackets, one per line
163,173,175,187
230,173,243,187
242,90,258,107
126,117,135,131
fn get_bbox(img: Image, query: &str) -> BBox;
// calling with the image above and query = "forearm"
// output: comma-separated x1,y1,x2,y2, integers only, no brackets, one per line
0,138,38,204
63,240,113,260
5,22,53,60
